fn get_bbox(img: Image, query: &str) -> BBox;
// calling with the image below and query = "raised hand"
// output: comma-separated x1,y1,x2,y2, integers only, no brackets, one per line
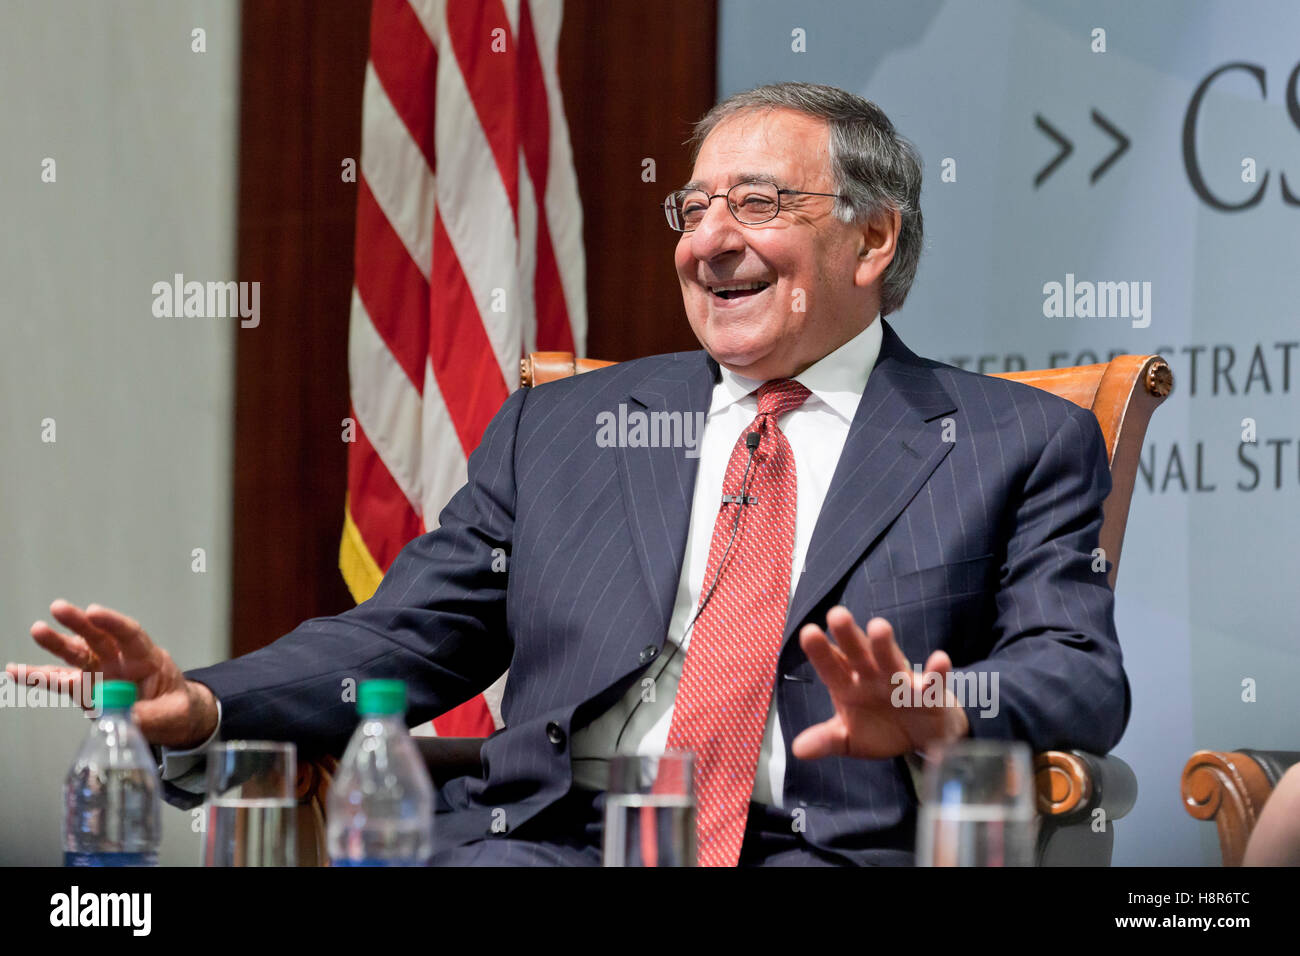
791,605,970,761
6,599,219,748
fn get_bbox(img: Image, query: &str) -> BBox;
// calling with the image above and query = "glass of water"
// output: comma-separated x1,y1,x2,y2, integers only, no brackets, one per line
202,741,297,867
916,739,1038,866
603,751,695,867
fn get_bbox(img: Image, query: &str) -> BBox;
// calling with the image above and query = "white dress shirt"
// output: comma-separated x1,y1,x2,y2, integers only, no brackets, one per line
157,697,222,789
570,316,882,806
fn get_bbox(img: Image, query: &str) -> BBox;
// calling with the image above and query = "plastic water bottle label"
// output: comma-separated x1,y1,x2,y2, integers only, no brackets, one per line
64,851,158,867
330,858,425,867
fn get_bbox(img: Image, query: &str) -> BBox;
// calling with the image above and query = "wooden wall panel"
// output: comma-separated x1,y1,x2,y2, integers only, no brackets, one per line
560,0,718,361
232,0,717,656
231,0,368,657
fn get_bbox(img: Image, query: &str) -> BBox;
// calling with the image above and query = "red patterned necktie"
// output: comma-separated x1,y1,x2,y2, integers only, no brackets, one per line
661,378,812,867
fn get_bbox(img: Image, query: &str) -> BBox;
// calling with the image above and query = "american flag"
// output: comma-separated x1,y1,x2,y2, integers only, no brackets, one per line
339,0,586,737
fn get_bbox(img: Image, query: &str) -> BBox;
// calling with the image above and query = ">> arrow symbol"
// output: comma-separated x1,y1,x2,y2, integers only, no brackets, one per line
1034,114,1073,188
1089,109,1130,183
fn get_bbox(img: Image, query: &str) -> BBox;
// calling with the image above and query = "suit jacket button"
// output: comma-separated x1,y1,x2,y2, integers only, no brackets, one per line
639,645,659,664
546,721,566,748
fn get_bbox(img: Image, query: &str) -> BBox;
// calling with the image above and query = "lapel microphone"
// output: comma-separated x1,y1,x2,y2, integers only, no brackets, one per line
721,431,762,506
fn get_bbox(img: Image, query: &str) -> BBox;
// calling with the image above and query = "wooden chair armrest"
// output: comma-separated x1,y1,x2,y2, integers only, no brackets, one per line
295,754,338,866
519,352,616,388
1035,749,1137,821
1033,750,1136,866
1182,749,1300,865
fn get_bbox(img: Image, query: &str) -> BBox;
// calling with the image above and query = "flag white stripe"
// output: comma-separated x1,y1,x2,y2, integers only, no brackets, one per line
361,63,436,281
517,151,540,357
348,290,425,512
481,671,508,728
419,356,470,530
435,22,523,390
501,0,520,37
406,0,445,47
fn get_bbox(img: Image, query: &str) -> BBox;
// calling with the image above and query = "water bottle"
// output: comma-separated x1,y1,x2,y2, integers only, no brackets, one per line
327,680,435,865
63,679,162,866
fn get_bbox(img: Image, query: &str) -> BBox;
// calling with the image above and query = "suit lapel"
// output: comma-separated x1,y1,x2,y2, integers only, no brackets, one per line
615,352,719,634
782,320,958,645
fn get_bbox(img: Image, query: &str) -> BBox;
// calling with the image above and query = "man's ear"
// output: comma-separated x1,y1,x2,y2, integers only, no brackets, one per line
854,207,901,289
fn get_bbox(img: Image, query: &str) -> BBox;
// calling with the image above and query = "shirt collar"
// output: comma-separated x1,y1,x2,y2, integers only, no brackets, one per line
711,314,883,424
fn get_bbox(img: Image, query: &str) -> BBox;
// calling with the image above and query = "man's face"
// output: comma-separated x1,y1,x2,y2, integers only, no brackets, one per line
675,108,880,380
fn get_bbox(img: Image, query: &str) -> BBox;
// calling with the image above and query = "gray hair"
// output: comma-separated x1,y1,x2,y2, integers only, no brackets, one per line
689,82,923,317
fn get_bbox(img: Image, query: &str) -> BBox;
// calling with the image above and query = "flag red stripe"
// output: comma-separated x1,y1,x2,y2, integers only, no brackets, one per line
355,176,430,393
445,0,518,220
428,208,510,455
531,216,576,352
515,0,550,194
432,697,497,738
516,1,574,352
348,412,423,572
368,0,439,174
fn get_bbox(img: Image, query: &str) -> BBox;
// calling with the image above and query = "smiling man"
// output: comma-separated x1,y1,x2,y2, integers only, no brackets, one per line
12,83,1129,866
673,107,895,381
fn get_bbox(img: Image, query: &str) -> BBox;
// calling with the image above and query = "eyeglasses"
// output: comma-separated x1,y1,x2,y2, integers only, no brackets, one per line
663,180,845,232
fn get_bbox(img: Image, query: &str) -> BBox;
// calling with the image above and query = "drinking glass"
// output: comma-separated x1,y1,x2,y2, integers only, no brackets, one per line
202,741,297,867
602,751,695,867
916,739,1037,866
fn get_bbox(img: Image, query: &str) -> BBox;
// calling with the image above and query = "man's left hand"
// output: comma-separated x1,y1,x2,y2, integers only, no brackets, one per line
791,606,970,761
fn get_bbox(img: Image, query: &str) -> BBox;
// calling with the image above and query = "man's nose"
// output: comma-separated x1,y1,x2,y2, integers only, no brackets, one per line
689,197,745,261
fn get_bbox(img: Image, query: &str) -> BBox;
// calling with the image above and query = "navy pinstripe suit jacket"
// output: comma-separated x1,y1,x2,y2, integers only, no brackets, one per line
187,319,1130,863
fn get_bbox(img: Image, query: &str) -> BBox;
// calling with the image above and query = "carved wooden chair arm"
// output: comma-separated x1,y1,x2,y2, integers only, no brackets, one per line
294,754,338,866
1036,749,1137,821
1182,749,1300,866
1033,749,1136,866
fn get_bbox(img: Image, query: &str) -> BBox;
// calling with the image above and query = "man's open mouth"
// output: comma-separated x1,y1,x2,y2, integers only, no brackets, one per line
709,281,771,300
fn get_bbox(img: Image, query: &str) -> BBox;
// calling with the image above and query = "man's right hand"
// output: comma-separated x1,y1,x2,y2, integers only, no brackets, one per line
5,599,219,749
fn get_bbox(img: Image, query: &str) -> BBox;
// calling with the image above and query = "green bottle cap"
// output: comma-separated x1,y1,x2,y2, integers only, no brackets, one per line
357,680,406,716
97,680,137,710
